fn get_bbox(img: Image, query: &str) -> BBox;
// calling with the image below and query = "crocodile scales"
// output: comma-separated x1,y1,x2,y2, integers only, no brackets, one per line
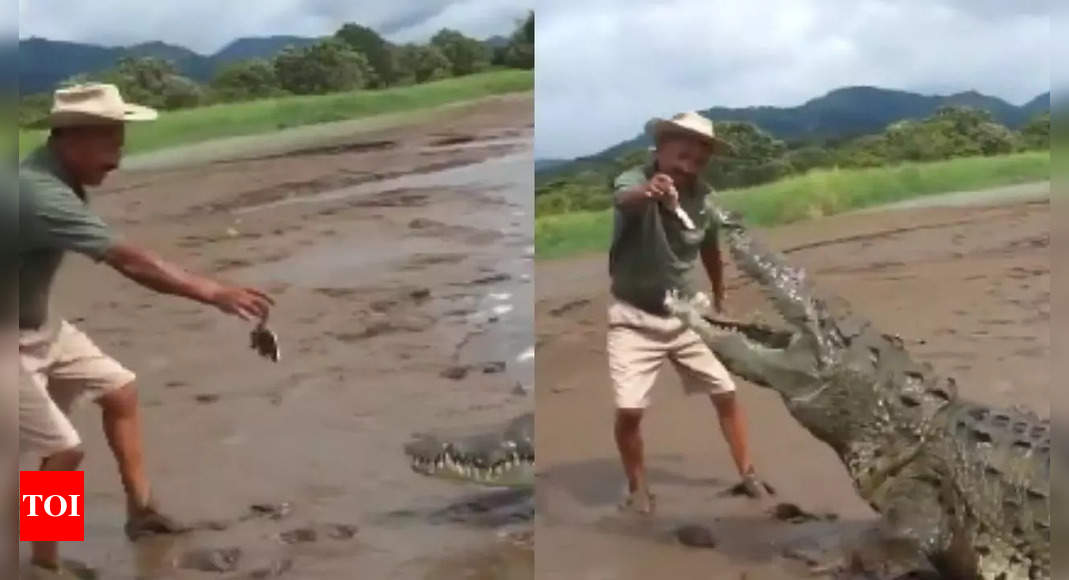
663,205,1049,579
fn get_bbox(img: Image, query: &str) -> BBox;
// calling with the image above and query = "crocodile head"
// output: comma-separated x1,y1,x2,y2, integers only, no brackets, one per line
404,412,534,489
665,215,955,472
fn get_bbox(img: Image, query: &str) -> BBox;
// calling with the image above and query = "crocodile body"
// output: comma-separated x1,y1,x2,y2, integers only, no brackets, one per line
663,207,1049,579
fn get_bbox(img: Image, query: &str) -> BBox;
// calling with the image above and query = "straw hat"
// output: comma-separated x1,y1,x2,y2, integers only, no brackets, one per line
32,83,158,129
645,111,735,156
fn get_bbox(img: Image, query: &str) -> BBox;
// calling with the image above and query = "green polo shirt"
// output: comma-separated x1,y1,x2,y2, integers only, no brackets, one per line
18,144,119,329
608,159,719,316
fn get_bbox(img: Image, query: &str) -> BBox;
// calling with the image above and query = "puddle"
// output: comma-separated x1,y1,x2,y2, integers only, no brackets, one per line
407,541,533,580
238,149,535,392
421,135,529,153
250,234,451,285
236,152,532,215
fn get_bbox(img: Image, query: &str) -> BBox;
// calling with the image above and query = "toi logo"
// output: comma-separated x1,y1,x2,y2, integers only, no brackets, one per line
19,471,84,542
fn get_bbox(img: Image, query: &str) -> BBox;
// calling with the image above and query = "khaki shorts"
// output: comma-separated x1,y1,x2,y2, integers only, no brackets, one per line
19,320,136,457
607,299,735,409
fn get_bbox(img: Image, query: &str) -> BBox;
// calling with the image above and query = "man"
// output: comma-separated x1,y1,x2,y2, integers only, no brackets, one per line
608,111,764,514
18,83,274,575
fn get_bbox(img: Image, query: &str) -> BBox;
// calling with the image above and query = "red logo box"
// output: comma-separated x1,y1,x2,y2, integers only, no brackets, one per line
19,471,84,542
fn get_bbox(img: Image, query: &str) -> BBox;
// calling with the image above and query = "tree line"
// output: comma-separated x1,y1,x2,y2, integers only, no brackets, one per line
535,105,1050,216
20,11,534,126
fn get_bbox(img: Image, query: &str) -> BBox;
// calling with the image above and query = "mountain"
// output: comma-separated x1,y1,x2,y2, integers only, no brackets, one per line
124,41,216,81
18,35,322,94
1021,91,1051,117
540,86,1051,176
20,30,521,95
212,36,322,63
484,35,511,49
19,38,120,96
535,159,570,172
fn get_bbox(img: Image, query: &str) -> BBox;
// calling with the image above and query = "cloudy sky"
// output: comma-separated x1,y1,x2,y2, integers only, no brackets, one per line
536,0,1051,159
19,0,528,53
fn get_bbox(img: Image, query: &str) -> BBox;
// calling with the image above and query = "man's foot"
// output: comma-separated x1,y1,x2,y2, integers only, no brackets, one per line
722,467,775,499
124,501,189,541
618,487,656,515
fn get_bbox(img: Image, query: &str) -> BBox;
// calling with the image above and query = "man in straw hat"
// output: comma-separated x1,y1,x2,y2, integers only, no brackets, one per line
17,83,274,574
608,111,767,513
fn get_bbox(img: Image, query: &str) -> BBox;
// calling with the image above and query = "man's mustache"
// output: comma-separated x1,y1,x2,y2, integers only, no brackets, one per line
666,168,696,179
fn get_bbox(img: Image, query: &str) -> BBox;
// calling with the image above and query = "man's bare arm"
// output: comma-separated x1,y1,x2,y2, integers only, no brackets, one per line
615,183,653,208
615,172,678,210
101,242,273,322
700,241,725,313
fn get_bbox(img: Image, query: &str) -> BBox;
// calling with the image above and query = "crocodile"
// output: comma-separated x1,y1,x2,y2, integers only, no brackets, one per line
662,208,1049,579
402,412,534,548
403,412,534,489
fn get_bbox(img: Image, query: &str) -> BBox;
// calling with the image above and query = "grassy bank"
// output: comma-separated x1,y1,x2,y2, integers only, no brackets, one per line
19,69,533,157
536,150,1050,260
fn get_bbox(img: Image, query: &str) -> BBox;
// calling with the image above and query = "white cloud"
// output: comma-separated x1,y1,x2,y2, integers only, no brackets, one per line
19,0,528,53
535,0,1050,158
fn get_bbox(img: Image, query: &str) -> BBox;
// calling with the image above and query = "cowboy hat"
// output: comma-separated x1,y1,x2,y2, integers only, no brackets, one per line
645,111,735,156
29,83,158,129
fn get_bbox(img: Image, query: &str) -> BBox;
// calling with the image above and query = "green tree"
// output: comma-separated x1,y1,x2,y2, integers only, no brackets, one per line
63,56,206,110
158,74,205,109
430,28,491,76
212,59,283,101
273,39,375,95
18,93,52,127
503,11,534,69
392,43,452,84
701,121,792,189
1020,111,1050,149
785,145,833,173
837,106,1021,165
334,23,396,87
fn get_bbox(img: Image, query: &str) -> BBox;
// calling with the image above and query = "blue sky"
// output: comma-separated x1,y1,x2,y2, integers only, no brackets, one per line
535,0,1050,159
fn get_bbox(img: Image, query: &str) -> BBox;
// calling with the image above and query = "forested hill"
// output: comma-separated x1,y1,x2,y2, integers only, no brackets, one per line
539,86,1050,178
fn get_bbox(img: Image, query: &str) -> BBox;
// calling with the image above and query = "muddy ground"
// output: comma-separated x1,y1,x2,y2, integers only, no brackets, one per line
534,187,1048,579
19,93,534,579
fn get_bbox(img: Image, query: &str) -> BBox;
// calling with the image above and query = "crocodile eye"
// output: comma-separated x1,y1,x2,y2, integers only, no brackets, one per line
928,388,950,401
899,395,921,408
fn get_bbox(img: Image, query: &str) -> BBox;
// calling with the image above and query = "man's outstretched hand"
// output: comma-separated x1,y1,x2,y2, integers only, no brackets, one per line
103,243,275,322
209,286,274,322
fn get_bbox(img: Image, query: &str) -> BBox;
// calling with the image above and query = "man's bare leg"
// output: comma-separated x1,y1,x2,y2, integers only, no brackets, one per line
710,392,752,475
710,392,766,497
30,448,84,570
97,383,185,539
614,408,654,513
98,384,149,508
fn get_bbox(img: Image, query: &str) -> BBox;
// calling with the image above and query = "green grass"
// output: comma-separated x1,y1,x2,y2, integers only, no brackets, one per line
19,69,533,157
535,151,1050,260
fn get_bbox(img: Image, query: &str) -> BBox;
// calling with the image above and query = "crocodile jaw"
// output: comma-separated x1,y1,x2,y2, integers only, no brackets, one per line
403,413,535,489
405,437,534,488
